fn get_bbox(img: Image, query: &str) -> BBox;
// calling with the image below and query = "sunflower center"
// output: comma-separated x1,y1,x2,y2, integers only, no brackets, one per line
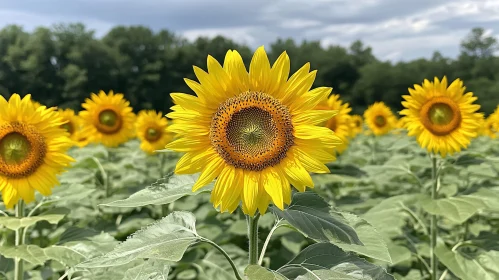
145,127,162,142
0,122,47,178
0,133,31,165
99,110,118,127
355,120,361,127
60,122,74,135
210,91,294,171
95,109,123,134
429,103,454,125
421,97,461,136
374,115,386,127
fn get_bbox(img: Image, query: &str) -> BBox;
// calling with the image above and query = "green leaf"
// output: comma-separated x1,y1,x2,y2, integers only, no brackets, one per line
435,241,499,280
123,259,170,280
453,153,486,167
0,207,69,230
277,243,394,280
199,244,246,280
270,192,362,245
36,183,95,204
77,211,199,268
0,244,85,266
101,174,212,207
245,265,288,280
295,270,358,280
333,212,392,263
420,195,485,224
57,226,99,244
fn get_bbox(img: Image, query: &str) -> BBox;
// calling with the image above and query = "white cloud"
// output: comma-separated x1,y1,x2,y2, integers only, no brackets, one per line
0,0,498,61
182,27,258,46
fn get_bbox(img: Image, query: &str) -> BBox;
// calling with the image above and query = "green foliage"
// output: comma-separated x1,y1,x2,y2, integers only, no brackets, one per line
1,25,499,115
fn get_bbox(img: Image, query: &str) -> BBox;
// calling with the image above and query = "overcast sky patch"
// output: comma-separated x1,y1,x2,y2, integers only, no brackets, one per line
0,0,497,61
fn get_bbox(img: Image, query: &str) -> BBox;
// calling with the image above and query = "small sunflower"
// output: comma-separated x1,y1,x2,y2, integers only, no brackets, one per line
316,94,352,154
349,114,363,137
136,110,172,154
0,94,74,208
400,76,482,157
58,108,84,144
482,114,499,139
364,102,396,136
79,90,136,148
166,46,341,216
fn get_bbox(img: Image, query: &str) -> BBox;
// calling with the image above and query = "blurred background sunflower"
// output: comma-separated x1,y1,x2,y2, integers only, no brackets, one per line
316,94,352,155
135,110,172,154
401,76,482,156
363,102,396,136
79,90,136,148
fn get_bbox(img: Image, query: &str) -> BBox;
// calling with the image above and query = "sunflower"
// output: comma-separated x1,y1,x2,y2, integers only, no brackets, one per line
349,114,363,138
364,102,396,136
79,90,136,148
400,77,482,157
58,108,84,144
166,46,341,216
482,114,499,139
136,110,172,154
0,94,74,208
316,94,352,154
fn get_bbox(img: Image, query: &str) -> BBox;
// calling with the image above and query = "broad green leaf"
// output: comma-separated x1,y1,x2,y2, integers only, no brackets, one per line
435,241,499,280
270,192,362,245
362,195,417,238
295,270,358,280
454,153,486,167
0,244,85,266
333,212,392,263
277,243,394,280
245,265,288,280
77,211,199,268
57,226,99,244
123,259,170,280
101,174,212,207
420,195,485,224
36,183,95,203
0,207,69,230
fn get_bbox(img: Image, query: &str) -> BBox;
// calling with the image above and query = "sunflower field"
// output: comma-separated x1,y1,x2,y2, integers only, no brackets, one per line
1,45,499,280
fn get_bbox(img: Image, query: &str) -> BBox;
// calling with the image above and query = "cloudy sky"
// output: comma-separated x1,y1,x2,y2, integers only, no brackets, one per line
0,0,498,61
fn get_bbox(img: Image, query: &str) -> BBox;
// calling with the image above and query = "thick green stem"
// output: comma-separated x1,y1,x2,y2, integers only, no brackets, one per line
247,214,260,265
14,200,25,280
430,156,439,280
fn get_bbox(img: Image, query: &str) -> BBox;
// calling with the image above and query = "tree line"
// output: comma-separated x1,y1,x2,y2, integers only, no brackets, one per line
0,24,498,115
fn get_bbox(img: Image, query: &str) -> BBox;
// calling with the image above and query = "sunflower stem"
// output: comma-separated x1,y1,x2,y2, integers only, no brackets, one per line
430,155,439,280
14,200,25,280
247,213,260,265
259,221,284,265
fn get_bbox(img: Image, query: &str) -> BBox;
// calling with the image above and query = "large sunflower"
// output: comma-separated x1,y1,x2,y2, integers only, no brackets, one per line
58,108,84,144
349,114,363,138
166,46,341,216
136,110,172,154
79,90,136,148
0,94,74,208
400,77,482,157
316,94,352,154
364,102,396,136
